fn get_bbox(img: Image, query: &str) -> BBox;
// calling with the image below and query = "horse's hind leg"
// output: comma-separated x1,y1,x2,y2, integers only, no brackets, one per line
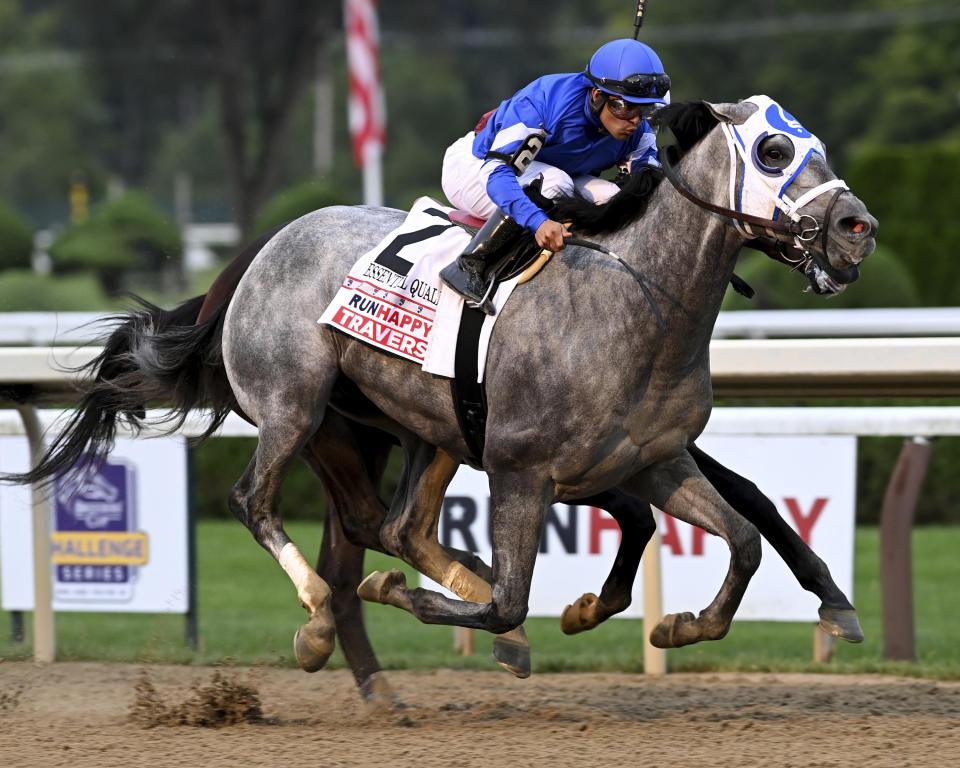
622,451,762,648
689,444,863,643
314,496,401,710
228,417,339,671
361,441,532,677
560,489,657,634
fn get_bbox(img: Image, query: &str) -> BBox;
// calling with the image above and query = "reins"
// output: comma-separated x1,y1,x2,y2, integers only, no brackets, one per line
565,236,666,329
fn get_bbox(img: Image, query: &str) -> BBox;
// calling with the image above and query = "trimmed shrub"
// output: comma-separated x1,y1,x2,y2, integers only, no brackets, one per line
0,269,110,311
251,181,352,239
49,191,182,294
844,141,960,306
0,202,34,271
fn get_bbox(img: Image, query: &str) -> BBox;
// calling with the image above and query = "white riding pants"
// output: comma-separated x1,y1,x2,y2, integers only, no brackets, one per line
441,131,621,223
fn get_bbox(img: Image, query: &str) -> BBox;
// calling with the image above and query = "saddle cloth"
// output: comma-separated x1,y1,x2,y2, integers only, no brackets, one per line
317,196,521,380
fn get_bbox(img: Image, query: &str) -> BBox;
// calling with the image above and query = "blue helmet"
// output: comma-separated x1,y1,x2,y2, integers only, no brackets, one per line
585,39,671,105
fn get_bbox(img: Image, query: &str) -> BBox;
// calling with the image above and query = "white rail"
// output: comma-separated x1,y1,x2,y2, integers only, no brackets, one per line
4,307,960,346
5,406,960,440
5,336,960,397
712,307,960,338
3,327,959,665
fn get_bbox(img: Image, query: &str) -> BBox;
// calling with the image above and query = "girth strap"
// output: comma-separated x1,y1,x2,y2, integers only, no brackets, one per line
450,305,488,469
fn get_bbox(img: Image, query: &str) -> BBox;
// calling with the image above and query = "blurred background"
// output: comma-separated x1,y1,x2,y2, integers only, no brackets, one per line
1,0,958,306
1,0,959,673
0,0,959,522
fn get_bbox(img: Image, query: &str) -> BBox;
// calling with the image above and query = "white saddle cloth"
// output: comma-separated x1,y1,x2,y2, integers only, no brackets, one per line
317,196,520,381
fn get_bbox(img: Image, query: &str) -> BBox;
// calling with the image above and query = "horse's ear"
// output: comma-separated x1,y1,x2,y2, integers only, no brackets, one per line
704,100,758,125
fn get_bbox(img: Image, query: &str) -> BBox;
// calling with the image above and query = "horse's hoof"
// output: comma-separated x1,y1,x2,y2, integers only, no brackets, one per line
360,672,405,713
818,606,865,643
561,592,600,635
650,611,697,649
357,569,407,604
293,614,336,672
493,628,531,679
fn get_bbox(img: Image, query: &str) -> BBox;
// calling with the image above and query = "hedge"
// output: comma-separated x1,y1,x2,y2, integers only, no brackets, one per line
0,201,34,271
250,181,353,239
844,141,960,307
49,191,182,294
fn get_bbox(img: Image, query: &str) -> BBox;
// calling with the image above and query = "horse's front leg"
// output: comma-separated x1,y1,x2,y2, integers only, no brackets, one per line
359,470,552,636
689,444,863,643
560,489,657,634
622,451,762,648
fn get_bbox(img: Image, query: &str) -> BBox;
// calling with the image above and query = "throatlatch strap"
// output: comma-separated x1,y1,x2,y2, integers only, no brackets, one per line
450,305,488,469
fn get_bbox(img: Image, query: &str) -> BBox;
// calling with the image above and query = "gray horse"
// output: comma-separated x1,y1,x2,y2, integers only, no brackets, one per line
6,98,876,697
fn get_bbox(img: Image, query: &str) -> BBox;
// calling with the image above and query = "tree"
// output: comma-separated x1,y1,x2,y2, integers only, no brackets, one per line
0,0,106,224
208,1,333,238
60,0,335,239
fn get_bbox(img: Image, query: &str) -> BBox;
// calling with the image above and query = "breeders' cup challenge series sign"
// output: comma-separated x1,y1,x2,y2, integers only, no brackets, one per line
0,435,189,613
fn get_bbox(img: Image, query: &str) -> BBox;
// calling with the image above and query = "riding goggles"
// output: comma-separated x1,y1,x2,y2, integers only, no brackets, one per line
606,97,659,121
589,71,671,100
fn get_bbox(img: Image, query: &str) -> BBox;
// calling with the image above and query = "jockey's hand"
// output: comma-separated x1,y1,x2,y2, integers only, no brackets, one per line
535,219,572,252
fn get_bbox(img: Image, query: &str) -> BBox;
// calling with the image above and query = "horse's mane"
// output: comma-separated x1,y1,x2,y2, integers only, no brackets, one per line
548,100,719,235
651,100,718,154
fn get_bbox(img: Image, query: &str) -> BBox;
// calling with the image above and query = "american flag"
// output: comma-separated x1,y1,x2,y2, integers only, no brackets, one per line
345,0,386,167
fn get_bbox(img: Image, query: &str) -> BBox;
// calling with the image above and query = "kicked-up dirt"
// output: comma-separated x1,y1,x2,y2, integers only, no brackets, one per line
1,661,958,767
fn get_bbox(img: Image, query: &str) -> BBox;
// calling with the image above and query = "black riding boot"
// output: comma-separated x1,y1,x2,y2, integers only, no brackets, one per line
440,209,524,315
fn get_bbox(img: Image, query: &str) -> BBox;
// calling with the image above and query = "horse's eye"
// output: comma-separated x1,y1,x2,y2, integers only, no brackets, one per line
752,135,795,175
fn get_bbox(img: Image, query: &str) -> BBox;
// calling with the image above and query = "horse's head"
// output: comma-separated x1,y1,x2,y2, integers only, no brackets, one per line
658,97,878,296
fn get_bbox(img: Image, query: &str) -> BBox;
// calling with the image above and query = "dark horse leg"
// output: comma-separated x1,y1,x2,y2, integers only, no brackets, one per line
297,409,531,684
687,444,863,642
560,489,657,633
298,416,406,710
358,468,555,635
561,444,862,643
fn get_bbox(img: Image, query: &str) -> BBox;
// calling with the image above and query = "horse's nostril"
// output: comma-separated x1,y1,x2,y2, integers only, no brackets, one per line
842,217,870,236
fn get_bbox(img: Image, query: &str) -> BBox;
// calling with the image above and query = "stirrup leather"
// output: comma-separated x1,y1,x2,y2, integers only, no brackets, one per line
439,209,523,315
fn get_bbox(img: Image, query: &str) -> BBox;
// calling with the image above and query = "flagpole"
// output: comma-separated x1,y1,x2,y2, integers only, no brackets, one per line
346,0,386,207
363,142,384,207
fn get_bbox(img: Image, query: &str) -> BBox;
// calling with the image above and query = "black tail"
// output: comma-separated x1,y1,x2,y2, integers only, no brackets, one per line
2,294,236,487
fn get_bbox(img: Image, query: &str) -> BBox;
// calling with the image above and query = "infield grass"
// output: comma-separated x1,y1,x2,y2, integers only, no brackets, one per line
1,523,958,679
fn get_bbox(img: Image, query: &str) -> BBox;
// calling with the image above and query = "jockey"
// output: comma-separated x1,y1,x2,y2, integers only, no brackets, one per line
439,38,671,311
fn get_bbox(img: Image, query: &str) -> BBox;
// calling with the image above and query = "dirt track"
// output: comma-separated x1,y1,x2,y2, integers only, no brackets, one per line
1,662,959,767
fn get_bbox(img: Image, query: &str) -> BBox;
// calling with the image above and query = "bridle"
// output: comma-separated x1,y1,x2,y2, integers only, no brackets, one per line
657,119,860,291
562,100,861,318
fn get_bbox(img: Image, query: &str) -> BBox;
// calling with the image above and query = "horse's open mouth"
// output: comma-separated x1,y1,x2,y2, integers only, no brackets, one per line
804,249,860,295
